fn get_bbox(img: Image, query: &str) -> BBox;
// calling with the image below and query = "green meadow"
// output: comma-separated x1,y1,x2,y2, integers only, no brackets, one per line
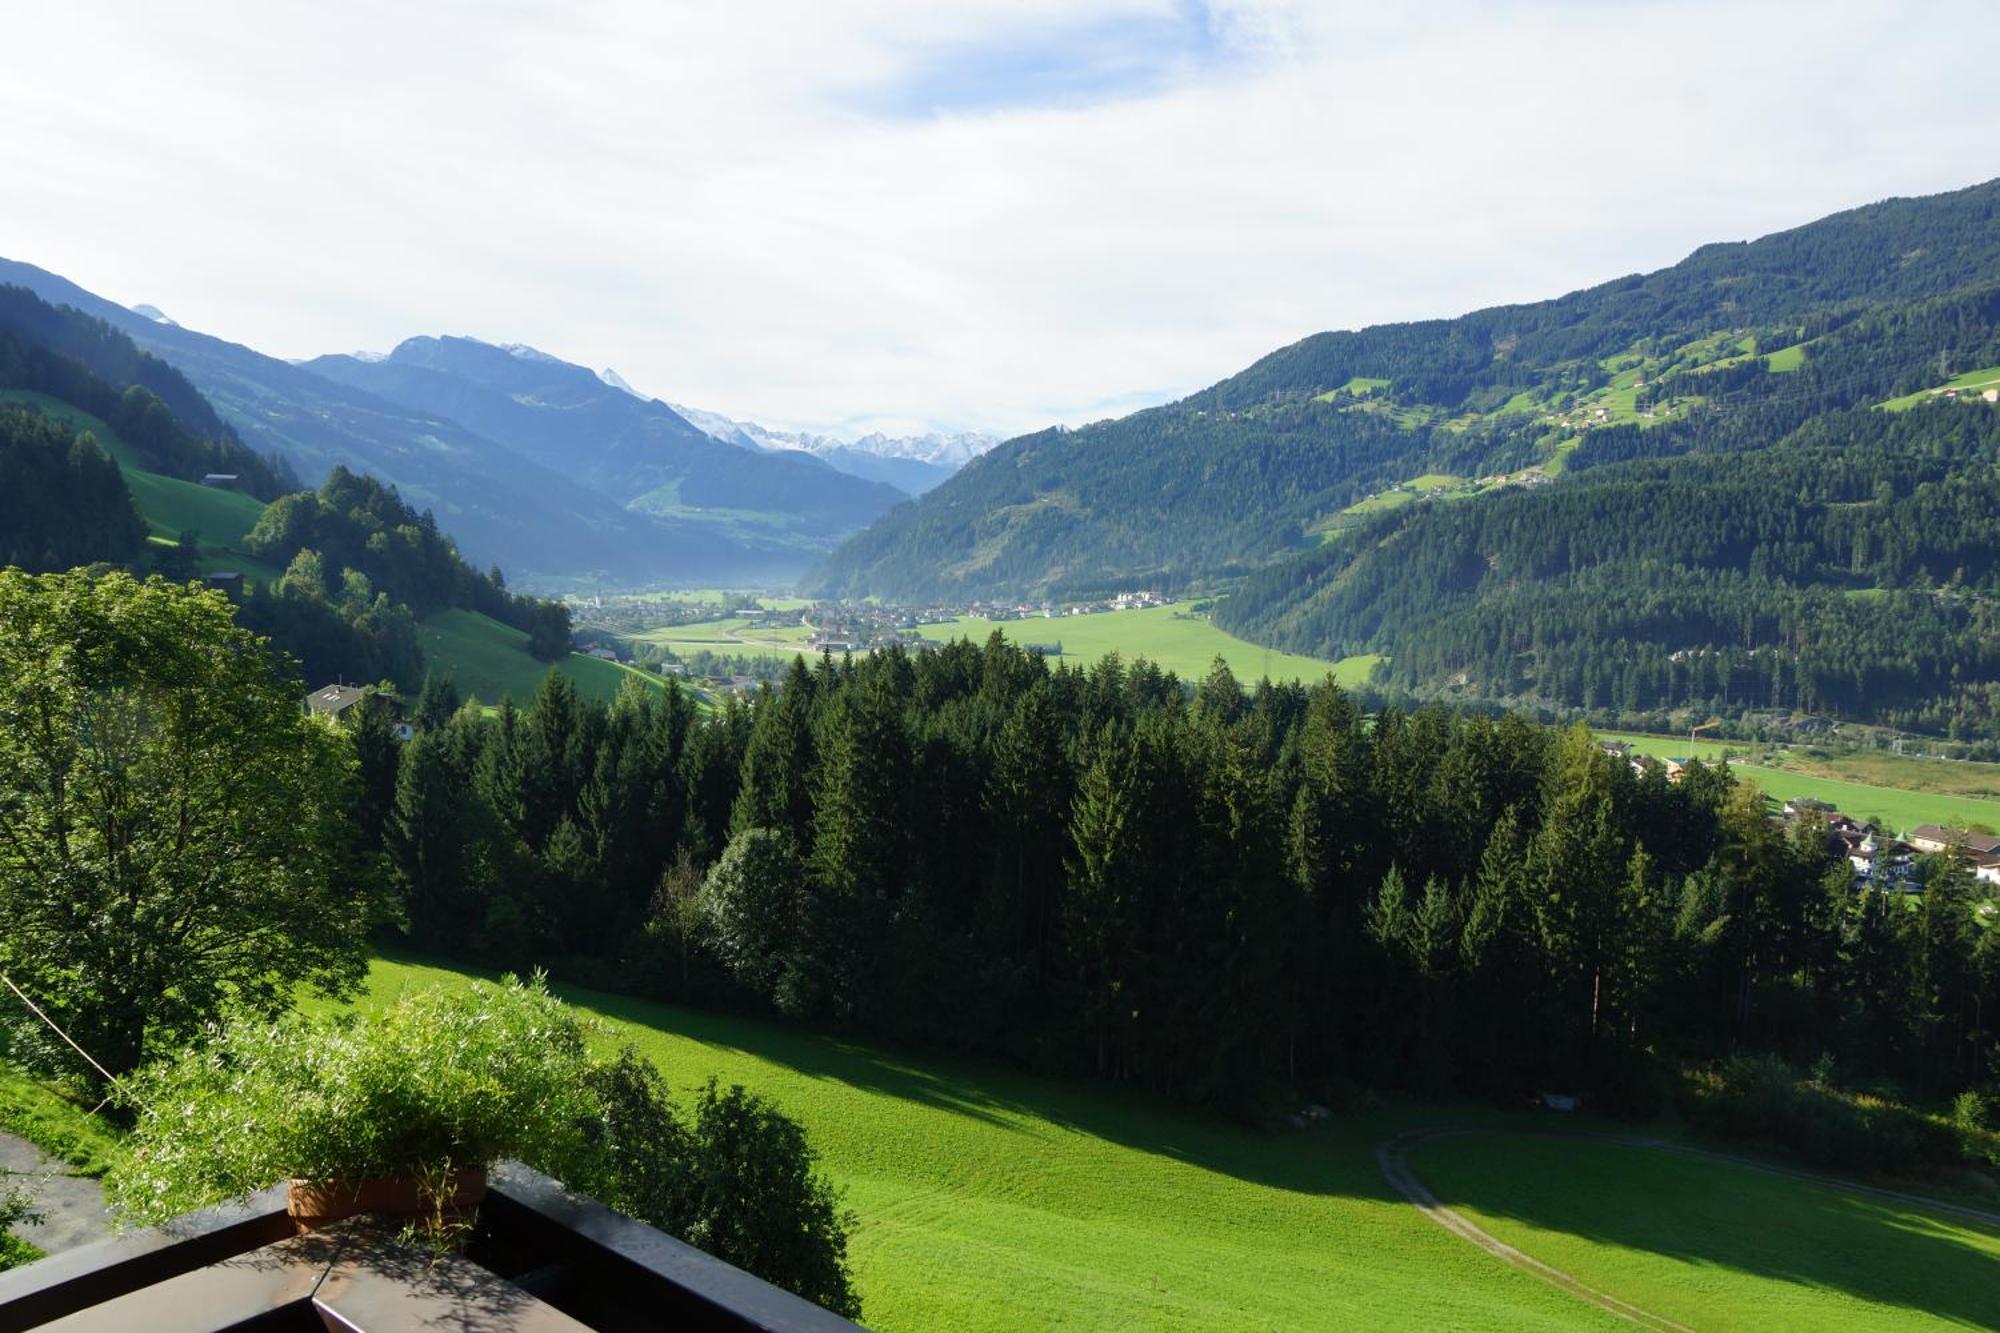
320,957,1999,1332
914,602,1382,686
1418,1134,2000,1331
1,389,268,548
419,608,657,705
1880,366,2000,411
625,602,1381,688
1596,731,2000,834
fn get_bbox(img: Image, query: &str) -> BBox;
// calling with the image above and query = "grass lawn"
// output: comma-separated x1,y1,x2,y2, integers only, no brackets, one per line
1416,1134,2000,1331
1595,731,2000,834
419,608,660,706
330,958,1608,1331
0,1061,123,1178
915,602,1382,687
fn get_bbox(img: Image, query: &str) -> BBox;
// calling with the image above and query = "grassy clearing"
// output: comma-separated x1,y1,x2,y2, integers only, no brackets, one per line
1765,343,1807,372
419,608,659,706
1881,367,2000,412
1596,731,2000,833
625,604,1381,689
1314,376,1391,402
328,957,1605,1331
0,389,268,547
0,1062,123,1178
1417,1134,2000,1331
916,602,1382,686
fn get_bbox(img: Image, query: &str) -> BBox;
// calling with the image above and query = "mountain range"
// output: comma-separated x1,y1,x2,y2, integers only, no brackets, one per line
662,400,994,495
0,260,926,589
809,177,2000,732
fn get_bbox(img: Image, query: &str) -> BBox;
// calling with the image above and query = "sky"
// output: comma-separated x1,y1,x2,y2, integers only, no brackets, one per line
3,1,1996,440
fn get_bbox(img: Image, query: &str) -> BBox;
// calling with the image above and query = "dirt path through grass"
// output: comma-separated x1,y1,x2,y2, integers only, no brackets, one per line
1379,1128,2000,1330
1377,1132,1691,1330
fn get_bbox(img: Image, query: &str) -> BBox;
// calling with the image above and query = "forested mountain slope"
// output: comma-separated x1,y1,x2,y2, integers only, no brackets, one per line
809,178,2000,605
0,286,294,499
0,260,822,587
306,337,903,545
0,298,574,690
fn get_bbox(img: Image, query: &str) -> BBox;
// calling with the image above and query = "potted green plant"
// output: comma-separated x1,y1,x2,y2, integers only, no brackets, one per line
108,975,599,1236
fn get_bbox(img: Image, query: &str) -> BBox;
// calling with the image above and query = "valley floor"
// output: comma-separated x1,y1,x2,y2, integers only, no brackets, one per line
324,958,2000,1331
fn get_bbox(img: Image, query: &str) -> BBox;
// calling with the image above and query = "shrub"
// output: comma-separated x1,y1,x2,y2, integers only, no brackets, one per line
561,1049,859,1320
108,975,599,1225
0,1184,41,1272
1682,1054,1967,1178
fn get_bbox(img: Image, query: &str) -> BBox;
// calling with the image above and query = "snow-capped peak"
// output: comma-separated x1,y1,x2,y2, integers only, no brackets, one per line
668,403,999,469
129,303,178,327
598,367,645,399
499,342,561,365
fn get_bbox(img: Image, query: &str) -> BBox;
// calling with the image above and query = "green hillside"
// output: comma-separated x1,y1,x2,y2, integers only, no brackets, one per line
808,180,2000,741
420,607,657,705
0,386,604,704
810,178,2000,606
0,389,266,546
331,957,2000,1332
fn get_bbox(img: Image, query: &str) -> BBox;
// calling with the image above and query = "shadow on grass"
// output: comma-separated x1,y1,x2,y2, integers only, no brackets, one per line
364,946,1383,1202
1414,1133,2000,1329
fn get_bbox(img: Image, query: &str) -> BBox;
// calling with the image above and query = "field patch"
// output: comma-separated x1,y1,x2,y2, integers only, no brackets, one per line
917,602,1381,686
0,389,268,547
1880,367,2000,412
1413,1133,2000,1331
1595,731,2000,834
420,608,657,705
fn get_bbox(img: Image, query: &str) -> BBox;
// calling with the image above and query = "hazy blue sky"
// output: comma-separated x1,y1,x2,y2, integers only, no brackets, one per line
4,1,1995,438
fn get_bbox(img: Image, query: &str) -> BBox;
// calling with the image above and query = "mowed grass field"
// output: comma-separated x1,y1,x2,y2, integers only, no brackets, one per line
328,958,1999,1331
915,602,1383,686
1597,731,2000,834
627,602,1381,688
418,608,659,706
1417,1134,2000,1330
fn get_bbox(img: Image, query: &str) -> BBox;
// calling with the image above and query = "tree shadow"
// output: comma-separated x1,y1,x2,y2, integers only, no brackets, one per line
1411,1132,2000,1329
537,972,1387,1201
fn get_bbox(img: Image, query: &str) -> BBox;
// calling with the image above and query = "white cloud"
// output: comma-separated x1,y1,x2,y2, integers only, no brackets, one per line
0,0,1992,438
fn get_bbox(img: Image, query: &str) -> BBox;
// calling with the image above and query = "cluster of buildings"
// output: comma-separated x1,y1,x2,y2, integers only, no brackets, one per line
1780,796,2000,892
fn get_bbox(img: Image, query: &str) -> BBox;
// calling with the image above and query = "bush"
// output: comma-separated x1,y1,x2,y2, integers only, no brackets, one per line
561,1049,859,1320
107,975,599,1225
1682,1054,1968,1178
0,1183,41,1272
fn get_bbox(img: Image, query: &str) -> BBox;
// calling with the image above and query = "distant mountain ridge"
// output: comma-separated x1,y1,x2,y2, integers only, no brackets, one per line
665,401,993,494
306,336,903,549
807,177,2000,736
0,257,908,588
810,177,2000,606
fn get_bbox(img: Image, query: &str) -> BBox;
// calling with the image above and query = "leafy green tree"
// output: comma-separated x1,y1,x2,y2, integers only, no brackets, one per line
0,571,369,1081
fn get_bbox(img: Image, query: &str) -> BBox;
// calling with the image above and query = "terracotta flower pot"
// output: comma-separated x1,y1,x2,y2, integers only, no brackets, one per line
286,1166,487,1232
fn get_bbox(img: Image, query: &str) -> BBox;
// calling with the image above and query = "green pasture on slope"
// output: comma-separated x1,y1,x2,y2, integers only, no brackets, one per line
331,958,1609,1331
1880,366,2000,411
418,608,659,706
1416,1134,2000,1331
331,958,1999,1331
915,602,1382,686
1595,731,2000,834
0,389,268,547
